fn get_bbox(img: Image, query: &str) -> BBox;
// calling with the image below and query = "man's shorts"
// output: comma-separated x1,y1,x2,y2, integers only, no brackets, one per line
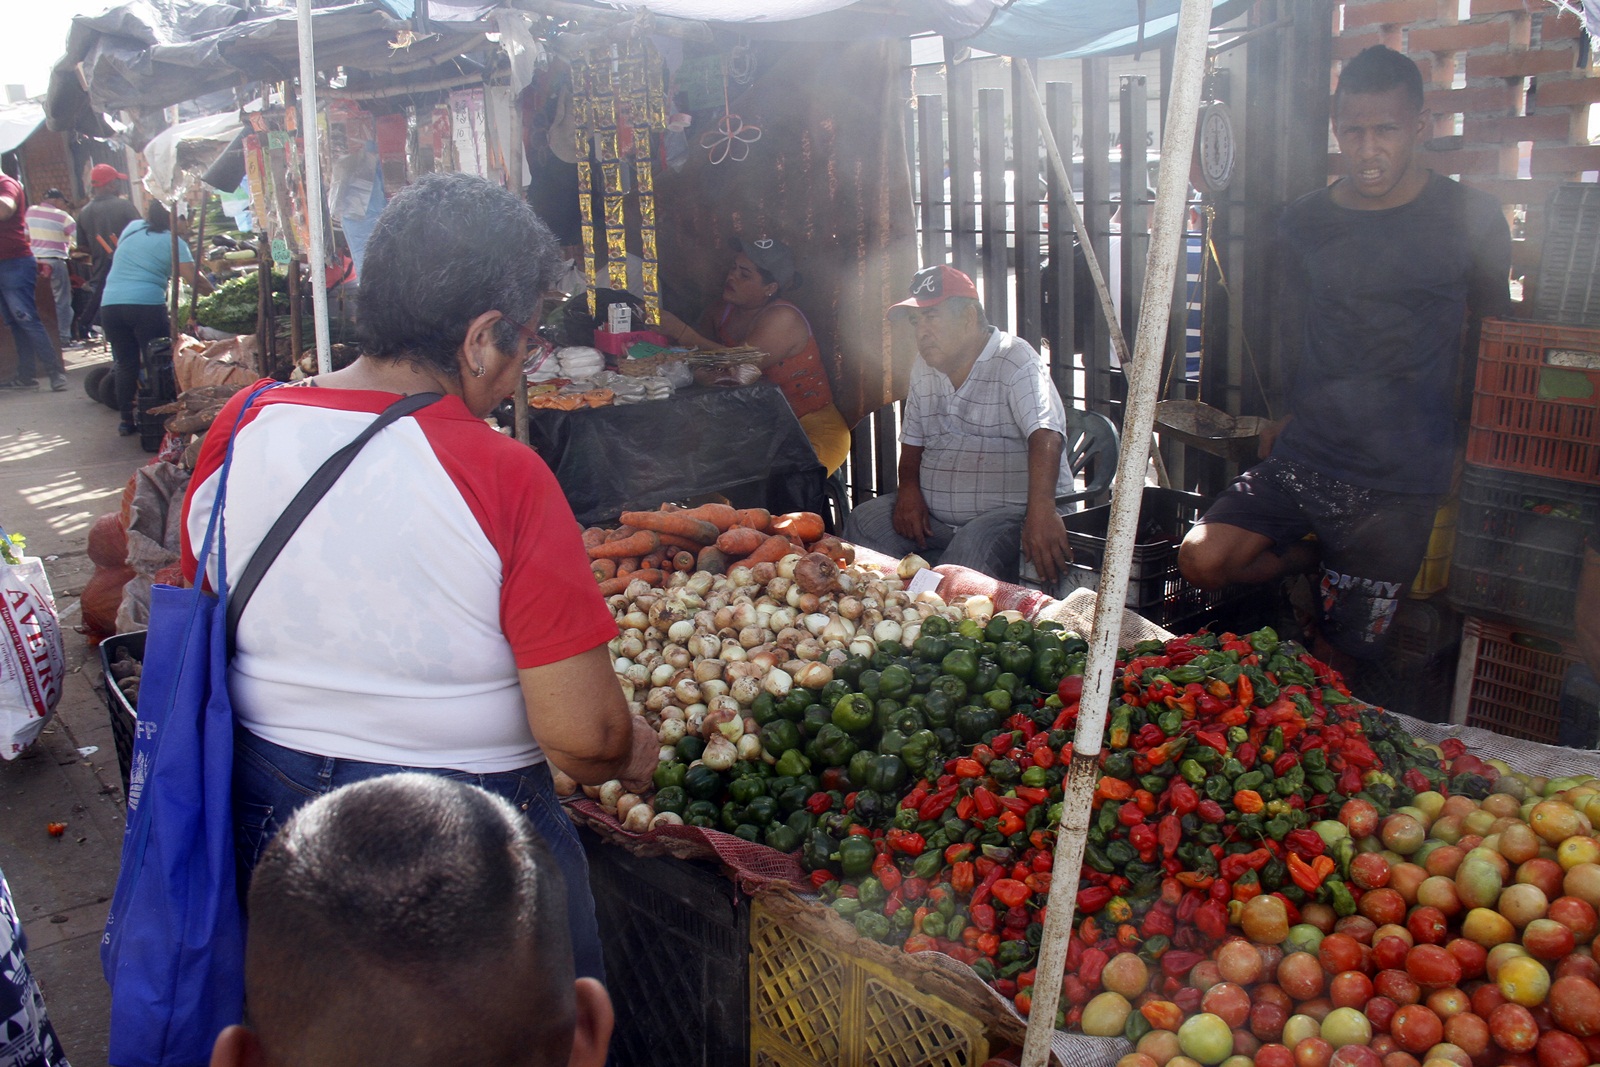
1195,457,1439,659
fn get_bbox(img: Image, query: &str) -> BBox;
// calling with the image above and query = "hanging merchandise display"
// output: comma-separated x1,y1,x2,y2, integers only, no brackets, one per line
450,87,490,179
571,39,669,317
700,49,762,166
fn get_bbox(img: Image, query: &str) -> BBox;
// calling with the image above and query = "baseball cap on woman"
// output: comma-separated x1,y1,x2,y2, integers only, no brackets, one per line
729,235,797,291
90,164,127,187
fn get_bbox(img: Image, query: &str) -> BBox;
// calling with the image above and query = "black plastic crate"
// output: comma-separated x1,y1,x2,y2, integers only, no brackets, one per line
1447,464,1600,634
580,828,749,1067
98,630,144,792
1349,609,1461,724
1535,183,1600,327
1055,487,1245,628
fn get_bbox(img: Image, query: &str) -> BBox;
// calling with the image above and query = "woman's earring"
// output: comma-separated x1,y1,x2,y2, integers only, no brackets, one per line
472,364,487,378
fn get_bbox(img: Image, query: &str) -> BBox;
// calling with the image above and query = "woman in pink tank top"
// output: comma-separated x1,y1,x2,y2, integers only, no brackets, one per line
657,235,851,474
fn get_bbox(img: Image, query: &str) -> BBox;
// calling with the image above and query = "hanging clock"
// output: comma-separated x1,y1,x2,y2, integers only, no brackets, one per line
1196,101,1236,194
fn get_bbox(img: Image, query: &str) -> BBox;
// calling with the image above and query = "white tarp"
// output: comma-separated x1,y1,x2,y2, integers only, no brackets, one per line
141,110,245,202
591,0,861,20
0,101,45,156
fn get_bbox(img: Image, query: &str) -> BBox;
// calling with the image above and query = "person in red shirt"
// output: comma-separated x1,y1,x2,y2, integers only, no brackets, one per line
0,173,67,391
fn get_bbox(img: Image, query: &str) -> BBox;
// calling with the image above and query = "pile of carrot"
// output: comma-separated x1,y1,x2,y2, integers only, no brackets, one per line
583,503,845,595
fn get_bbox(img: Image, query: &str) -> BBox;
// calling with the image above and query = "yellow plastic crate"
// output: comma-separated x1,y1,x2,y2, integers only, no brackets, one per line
749,894,995,1067
1409,498,1457,598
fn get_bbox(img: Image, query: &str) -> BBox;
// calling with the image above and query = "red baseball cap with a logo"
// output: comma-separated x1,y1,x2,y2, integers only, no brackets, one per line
889,265,981,315
90,164,128,187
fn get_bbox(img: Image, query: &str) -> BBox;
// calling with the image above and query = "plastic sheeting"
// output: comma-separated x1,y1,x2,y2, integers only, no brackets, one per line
525,383,827,526
141,111,245,201
0,101,45,156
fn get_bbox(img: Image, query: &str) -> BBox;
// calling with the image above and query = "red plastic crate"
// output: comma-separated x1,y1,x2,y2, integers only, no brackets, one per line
1467,319,1600,486
1455,616,1583,743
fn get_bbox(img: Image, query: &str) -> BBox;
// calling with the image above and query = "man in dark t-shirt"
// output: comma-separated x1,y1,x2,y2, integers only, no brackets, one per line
1179,46,1511,662
75,164,141,332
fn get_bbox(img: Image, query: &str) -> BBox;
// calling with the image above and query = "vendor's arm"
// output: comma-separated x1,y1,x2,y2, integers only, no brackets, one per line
1020,429,1072,583
178,261,213,296
520,646,657,789
657,308,719,349
0,193,15,222
891,445,933,548
1258,414,1293,460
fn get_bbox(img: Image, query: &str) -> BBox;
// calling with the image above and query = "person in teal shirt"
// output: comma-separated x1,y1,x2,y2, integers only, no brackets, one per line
100,202,210,435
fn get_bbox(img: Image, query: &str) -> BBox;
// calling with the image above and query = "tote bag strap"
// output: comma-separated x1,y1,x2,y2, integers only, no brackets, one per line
195,381,283,601
225,390,441,656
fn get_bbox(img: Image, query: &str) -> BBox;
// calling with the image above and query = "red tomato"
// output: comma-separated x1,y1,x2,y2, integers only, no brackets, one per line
1547,896,1599,944
1372,936,1410,971
1366,996,1399,1034
1446,938,1488,981
1471,982,1508,1019
1329,970,1375,1009
1374,968,1422,1005
1442,1010,1491,1057
1319,934,1364,975
1536,1030,1590,1067
1554,953,1600,983
1424,987,1470,1019
1277,953,1326,1001
1387,1004,1443,1054
1358,888,1408,927
1405,943,1463,990
1256,1044,1296,1067
1489,1002,1540,1053
1405,906,1449,946
1201,982,1251,1029
1381,1053,1421,1067
1294,1037,1334,1067
1329,1045,1382,1067
1547,974,1600,1037
1250,1000,1289,1043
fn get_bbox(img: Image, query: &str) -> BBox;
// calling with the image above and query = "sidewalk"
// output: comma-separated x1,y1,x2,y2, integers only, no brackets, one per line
2,346,150,1067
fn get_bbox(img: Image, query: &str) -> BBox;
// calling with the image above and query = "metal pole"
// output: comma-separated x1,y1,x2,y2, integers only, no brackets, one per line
296,0,333,373
1018,1,1213,1062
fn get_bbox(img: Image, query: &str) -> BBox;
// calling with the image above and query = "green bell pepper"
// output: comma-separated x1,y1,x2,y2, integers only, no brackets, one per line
683,765,723,801
653,786,687,816
832,694,875,734
862,754,907,793
773,748,812,779
836,835,875,878
759,719,802,758
653,761,688,790
879,663,914,702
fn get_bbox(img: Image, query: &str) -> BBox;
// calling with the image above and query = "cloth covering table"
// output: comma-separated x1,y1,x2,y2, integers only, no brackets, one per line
525,382,828,526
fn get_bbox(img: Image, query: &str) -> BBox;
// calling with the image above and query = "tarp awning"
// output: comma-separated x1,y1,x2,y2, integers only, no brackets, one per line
0,101,47,156
46,1,496,134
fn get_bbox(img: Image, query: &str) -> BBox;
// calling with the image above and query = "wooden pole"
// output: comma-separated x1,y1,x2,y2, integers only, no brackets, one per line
288,255,303,369
1017,2,1212,1062
168,200,181,342
187,194,207,330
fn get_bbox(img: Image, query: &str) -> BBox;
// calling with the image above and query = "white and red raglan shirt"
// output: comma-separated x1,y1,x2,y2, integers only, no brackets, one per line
181,381,618,772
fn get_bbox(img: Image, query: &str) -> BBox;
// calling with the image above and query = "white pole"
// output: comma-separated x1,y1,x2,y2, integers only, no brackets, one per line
296,0,332,374
1018,1,1214,1064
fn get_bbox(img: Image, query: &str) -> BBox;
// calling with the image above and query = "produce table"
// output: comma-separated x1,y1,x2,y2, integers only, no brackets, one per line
569,527,1600,1067
525,382,827,526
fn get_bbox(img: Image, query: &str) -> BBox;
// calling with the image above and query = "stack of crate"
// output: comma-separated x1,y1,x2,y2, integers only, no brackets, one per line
1448,185,1600,743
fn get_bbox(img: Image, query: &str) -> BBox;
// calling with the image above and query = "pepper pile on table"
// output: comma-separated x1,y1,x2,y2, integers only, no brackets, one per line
627,611,1469,1029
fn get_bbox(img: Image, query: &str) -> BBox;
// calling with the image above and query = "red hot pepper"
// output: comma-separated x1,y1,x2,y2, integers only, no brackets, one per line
886,829,925,856
992,878,1031,910
1194,899,1229,942
973,786,1001,820
1157,814,1182,855
971,903,998,933
1167,780,1199,815
1195,799,1227,824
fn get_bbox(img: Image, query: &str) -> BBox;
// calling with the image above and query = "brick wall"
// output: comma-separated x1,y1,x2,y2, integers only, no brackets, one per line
18,129,75,208
1332,0,1598,293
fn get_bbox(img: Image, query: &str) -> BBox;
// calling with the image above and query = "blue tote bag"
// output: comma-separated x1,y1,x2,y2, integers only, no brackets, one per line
99,382,270,1067
101,385,438,1066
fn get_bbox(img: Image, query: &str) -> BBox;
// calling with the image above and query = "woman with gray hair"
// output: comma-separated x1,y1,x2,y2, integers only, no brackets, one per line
180,172,656,983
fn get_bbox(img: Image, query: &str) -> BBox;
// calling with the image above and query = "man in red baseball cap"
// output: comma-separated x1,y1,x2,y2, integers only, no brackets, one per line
843,264,1075,584
75,163,140,336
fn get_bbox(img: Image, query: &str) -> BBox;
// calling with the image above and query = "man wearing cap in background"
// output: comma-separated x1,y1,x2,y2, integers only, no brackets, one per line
0,171,68,391
26,190,77,350
843,264,1074,583
75,164,141,334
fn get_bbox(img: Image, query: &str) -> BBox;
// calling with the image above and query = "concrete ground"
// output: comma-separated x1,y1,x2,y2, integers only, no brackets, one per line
2,343,150,1067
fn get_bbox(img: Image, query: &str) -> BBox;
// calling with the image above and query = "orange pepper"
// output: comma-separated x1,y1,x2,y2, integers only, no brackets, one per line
1134,789,1158,815
1236,674,1255,707
1217,707,1250,727
1232,789,1264,813
1175,871,1215,891
1205,678,1233,699
1095,776,1135,803
1078,916,1103,944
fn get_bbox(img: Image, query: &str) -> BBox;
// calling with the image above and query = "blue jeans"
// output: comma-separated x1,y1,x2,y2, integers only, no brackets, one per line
232,727,605,983
0,256,62,381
